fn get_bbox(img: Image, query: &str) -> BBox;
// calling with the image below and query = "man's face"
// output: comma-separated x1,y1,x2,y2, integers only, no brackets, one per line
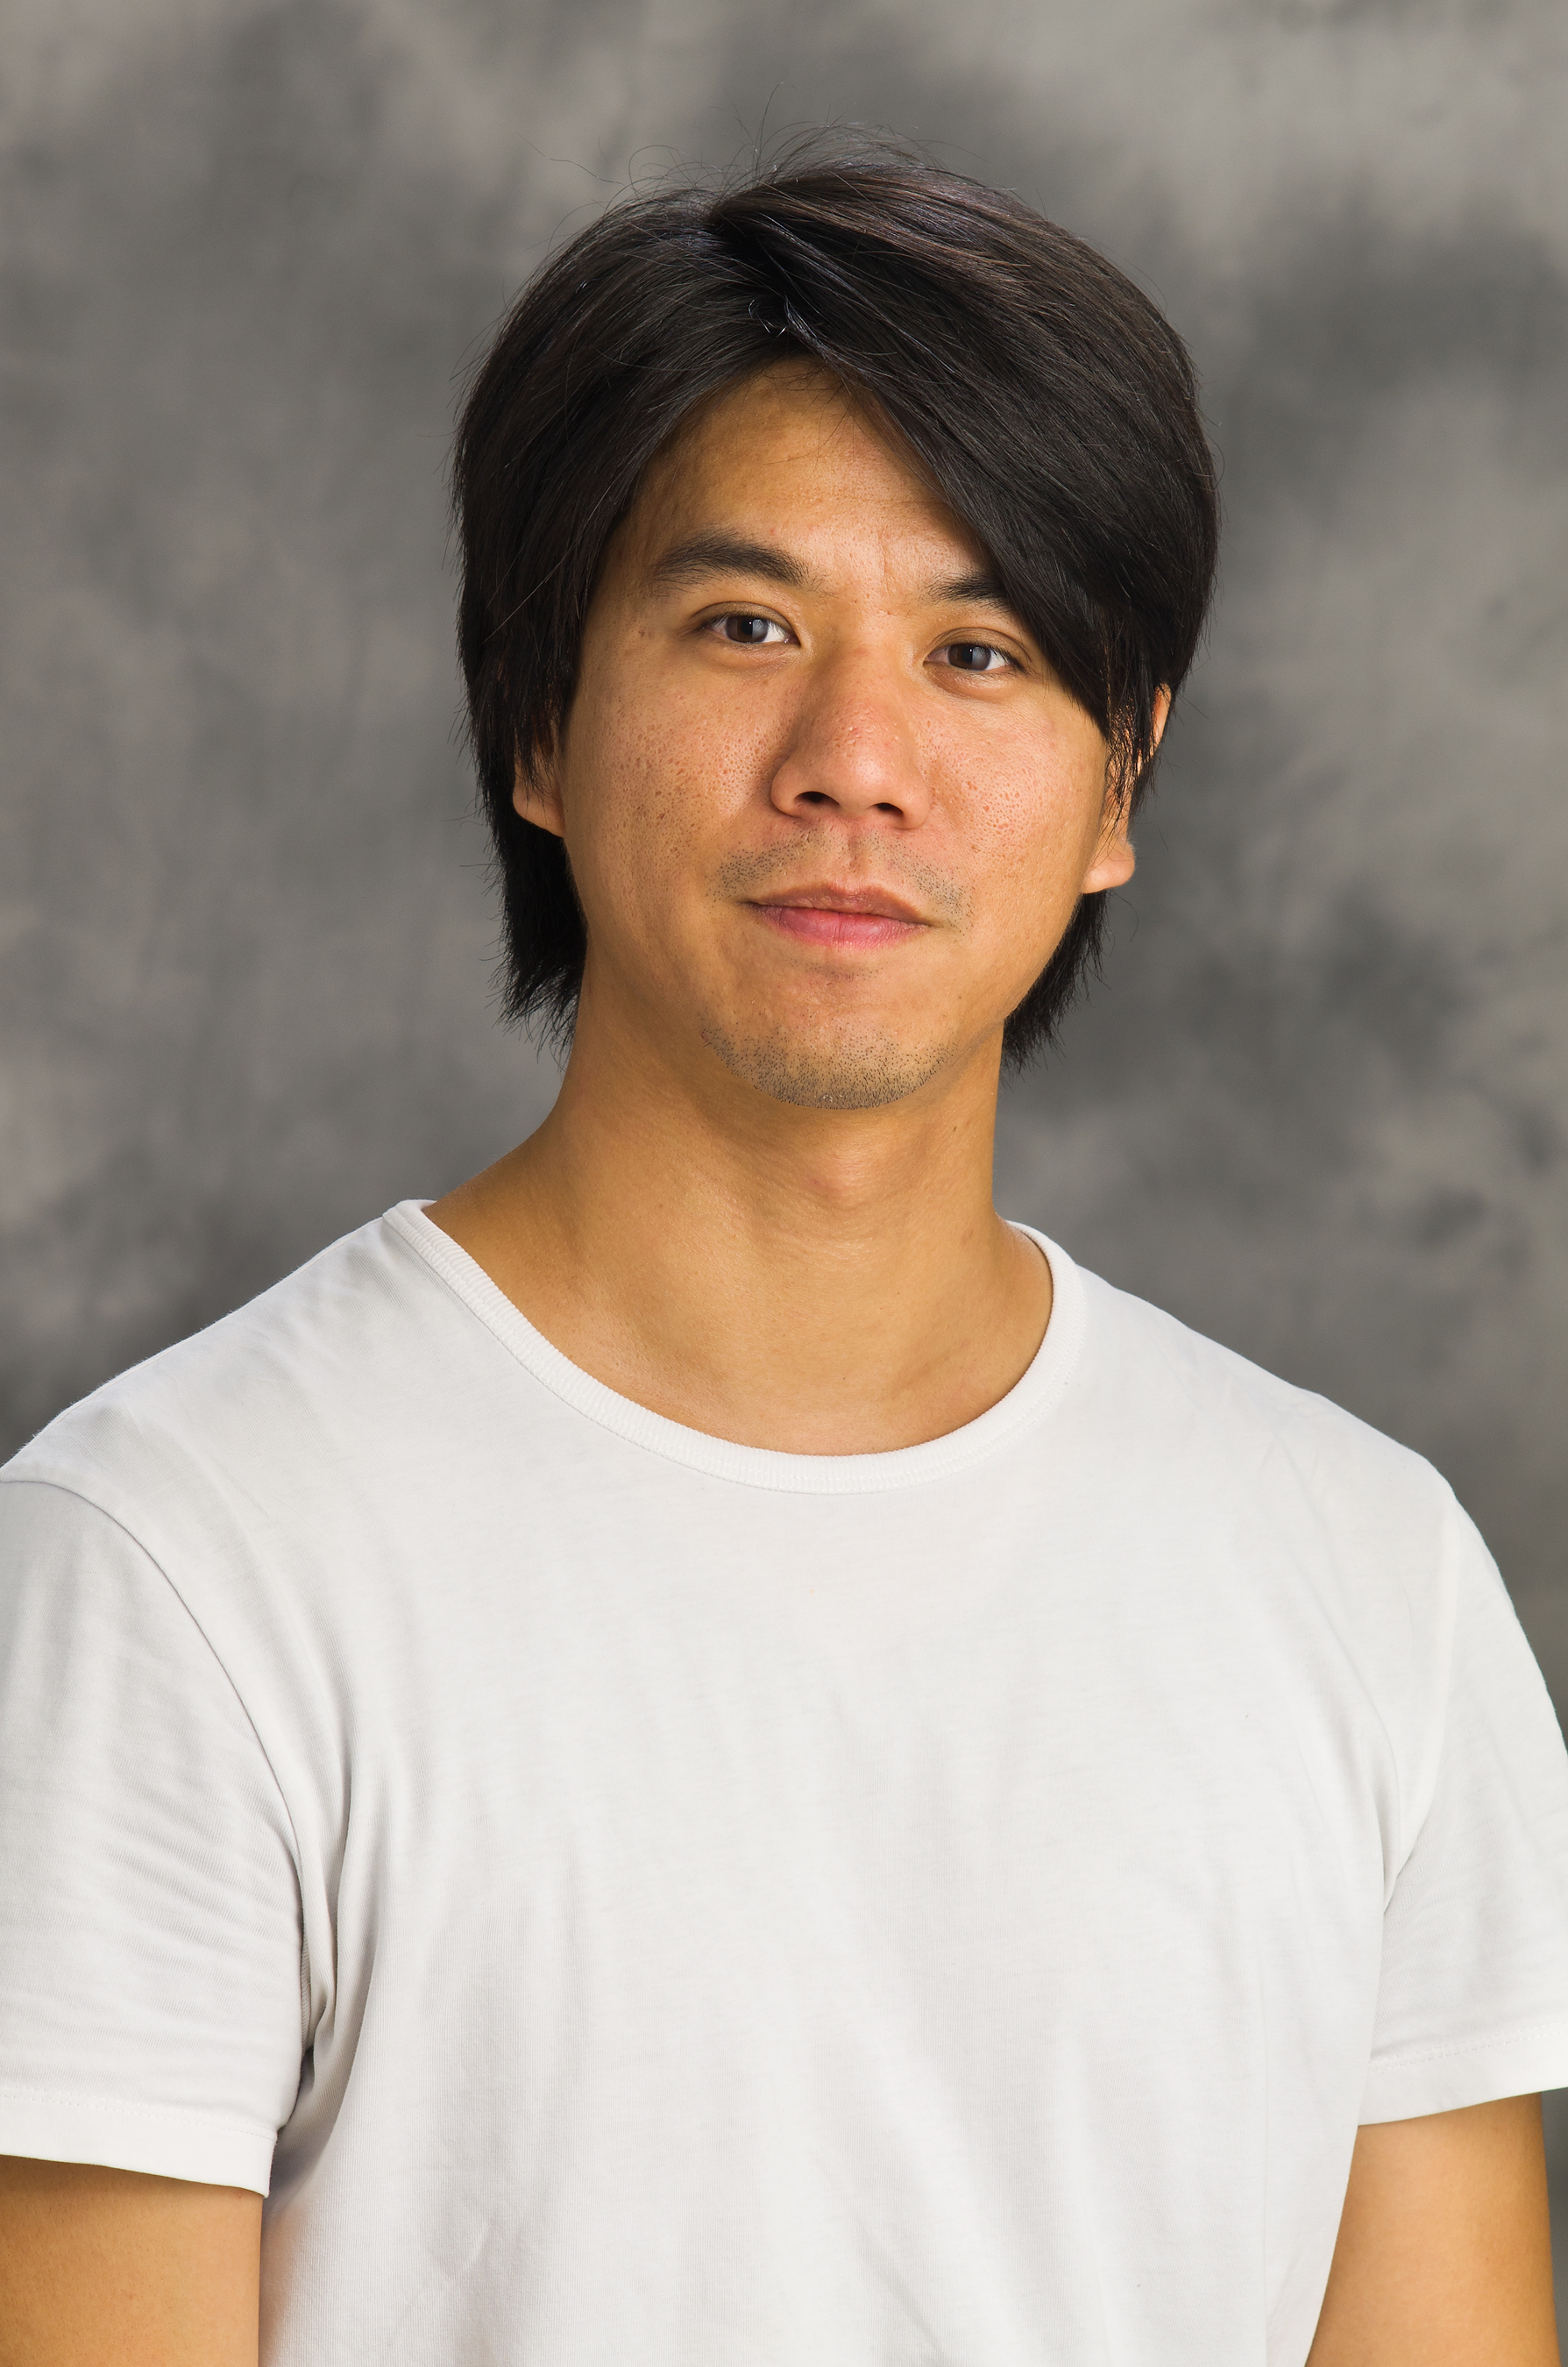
521,362,1140,1112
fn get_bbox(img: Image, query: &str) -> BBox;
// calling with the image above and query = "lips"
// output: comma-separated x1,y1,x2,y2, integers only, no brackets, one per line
748,883,926,951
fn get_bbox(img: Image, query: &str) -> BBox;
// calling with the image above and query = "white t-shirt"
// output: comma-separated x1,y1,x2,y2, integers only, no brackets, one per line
3,1204,1567,2366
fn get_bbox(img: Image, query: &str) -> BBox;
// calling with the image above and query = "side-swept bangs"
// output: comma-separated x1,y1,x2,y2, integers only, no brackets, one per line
454,138,1218,1065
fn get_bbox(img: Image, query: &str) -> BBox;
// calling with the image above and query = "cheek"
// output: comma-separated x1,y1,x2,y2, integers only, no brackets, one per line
952,733,1110,937
560,665,754,933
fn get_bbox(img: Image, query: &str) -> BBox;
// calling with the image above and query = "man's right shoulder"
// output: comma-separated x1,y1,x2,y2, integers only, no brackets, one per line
2,1204,473,1535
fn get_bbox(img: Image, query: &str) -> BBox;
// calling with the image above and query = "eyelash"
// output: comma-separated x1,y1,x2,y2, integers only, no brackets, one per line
937,642,1014,675
710,614,790,646
706,615,1017,672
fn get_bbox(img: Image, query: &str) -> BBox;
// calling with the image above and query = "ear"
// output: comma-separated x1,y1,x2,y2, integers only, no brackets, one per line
513,743,566,839
1081,685,1172,895
1081,802,1136,896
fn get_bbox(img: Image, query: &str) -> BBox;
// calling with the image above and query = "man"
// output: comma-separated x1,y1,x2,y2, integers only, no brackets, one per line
2,143,1566,2366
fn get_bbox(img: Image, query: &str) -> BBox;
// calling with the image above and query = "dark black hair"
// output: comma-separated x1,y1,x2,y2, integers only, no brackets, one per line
454,135,1218,1067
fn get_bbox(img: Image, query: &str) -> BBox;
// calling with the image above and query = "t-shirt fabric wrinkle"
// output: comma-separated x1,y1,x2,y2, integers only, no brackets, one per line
3,1201,1567,2367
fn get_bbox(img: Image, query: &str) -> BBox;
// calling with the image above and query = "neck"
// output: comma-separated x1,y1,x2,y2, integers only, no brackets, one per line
428,993,1051,1454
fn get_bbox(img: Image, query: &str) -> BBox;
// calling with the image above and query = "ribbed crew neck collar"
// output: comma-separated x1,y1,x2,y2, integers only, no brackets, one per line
387,1199,1084,1496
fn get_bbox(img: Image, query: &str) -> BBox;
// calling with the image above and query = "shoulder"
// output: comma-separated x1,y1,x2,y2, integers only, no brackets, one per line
1061,1252,1472,1578
1077,1256,1439,1470
1049,1258,1499,1775
2,1204,465,1533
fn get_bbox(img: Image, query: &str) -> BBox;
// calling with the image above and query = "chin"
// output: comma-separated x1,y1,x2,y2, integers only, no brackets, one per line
700,1018,954,1111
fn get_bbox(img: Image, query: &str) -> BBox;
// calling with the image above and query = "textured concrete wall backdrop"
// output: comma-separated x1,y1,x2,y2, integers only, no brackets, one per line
6,5,1566,1708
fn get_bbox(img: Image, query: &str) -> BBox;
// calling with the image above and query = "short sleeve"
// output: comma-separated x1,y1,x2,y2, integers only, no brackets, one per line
0,1476,305,2192
1360,1503,1568,2122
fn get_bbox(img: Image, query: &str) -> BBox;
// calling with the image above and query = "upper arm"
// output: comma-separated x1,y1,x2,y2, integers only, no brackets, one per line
0,2157,260,2367
0,1484,304,2195
1307,2094,1560,2366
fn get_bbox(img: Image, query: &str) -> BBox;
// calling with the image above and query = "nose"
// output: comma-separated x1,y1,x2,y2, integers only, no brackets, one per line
769,650,933,828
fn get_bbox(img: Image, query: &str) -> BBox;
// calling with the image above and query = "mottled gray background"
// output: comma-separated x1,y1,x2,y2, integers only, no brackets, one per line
5,0,1568,2284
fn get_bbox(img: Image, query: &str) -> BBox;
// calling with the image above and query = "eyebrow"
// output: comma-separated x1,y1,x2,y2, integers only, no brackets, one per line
647,535,1025,626
925,568,1017,613
648,532,816,593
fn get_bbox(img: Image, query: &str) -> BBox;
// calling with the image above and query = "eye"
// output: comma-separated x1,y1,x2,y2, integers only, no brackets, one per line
937,640,1012,674
712,614,790,646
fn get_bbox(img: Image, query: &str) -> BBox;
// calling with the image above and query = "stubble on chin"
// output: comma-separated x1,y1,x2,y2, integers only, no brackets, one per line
699,1017,954,1111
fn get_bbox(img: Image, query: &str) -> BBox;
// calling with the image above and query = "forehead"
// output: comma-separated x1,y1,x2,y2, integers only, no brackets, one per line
614,361,985,580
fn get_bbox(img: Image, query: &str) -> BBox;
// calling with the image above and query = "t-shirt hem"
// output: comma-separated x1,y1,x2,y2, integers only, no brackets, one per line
1358,2022,1568,2122
0,2085,277,2194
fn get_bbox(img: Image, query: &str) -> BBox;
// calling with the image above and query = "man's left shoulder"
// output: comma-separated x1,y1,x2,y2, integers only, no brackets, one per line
1071,1257,1466,1553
